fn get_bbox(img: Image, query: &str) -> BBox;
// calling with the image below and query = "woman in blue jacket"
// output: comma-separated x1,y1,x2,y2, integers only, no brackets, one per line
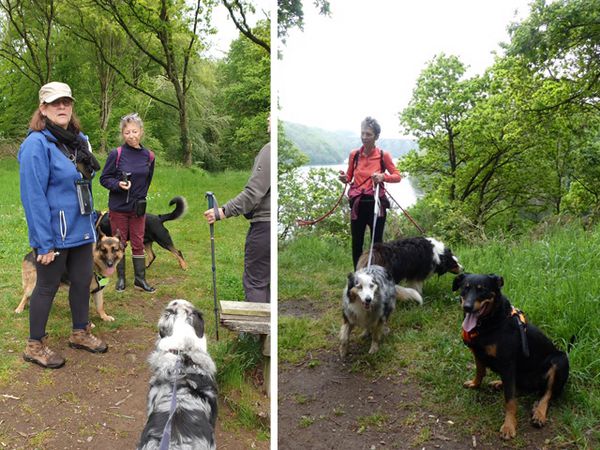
18,82,107,369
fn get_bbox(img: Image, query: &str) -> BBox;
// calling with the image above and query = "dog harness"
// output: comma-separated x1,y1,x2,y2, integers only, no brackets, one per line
462,306,529,357
90,272,109,294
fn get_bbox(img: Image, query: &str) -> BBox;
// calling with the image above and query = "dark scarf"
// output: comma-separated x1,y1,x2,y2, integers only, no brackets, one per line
45,120,100,179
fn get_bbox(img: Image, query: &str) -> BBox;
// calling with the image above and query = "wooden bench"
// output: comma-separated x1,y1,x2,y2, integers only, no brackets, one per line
219,300,271,396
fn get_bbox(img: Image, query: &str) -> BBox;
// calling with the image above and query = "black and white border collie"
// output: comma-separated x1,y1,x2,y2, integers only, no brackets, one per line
340,265,421,359
138,299,218,450
357,236,463,294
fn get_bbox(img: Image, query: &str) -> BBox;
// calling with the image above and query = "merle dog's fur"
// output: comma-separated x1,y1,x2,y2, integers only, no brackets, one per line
340,265,421,358
138,299,217,450
453,273,569,440
99,196,188,270
358,236,462,294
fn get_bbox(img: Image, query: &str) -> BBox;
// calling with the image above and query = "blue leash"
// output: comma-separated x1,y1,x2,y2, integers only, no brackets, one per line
158,355,182,450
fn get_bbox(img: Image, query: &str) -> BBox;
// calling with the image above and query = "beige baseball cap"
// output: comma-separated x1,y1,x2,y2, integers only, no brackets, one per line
39,82,75,104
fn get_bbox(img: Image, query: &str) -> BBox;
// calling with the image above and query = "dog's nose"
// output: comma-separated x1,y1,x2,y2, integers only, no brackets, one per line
463,303,473,313
365,297,372,304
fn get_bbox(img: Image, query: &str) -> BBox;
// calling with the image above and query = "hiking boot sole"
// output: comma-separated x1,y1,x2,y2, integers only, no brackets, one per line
134,284,156,293
68,342,108,353
23,354,65,369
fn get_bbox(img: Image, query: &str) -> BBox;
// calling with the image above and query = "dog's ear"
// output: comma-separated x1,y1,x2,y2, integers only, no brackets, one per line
347,272,355,291
113,229,126,249
489,274,504,289
191,309,205,339
452,273,466,291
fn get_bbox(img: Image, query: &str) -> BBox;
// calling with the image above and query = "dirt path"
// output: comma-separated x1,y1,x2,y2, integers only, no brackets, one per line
278,303,562,450
0,298,267,450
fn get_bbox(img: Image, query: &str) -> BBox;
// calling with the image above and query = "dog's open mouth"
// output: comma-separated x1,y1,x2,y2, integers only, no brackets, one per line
462,301,490,332
103,266,116,277
362,301,371,311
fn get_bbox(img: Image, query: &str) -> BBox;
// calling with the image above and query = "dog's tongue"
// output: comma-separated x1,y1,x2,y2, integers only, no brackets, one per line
462,313,478,332
104,267,115,276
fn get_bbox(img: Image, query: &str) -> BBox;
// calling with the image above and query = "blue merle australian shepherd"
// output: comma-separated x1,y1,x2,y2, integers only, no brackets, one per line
340,265,422,359
138,299,218,450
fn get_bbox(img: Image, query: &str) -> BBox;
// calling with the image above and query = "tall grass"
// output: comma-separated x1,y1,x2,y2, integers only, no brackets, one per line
279,226,600,448
0,156,269,438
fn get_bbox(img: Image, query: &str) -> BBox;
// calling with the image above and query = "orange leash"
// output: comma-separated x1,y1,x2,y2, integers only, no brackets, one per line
297,183,348,227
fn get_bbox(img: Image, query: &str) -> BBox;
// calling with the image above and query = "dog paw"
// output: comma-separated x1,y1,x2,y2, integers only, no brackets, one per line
463,380,480,389
359,330,371,340
339,345,348,360
500,422,516,440
368,342,379,354
101,314,115,322
488,380,503,390
14,307,24,314
531,402,547,428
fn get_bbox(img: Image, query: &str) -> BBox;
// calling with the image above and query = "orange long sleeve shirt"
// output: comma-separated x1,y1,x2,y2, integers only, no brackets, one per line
345,146,401,198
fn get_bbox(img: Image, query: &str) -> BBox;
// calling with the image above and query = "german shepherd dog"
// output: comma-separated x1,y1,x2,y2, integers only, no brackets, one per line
340,265,421,359
453,273,569,439
138,299,217,450
16,231,125,322
98,196,188,270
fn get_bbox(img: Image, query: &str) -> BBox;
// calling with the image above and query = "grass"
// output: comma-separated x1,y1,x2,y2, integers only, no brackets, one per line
0,156,269,441
279,225,600,448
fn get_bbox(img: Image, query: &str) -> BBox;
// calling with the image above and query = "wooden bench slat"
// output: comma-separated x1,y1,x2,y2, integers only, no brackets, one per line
220,319,270,335
219,300,270,317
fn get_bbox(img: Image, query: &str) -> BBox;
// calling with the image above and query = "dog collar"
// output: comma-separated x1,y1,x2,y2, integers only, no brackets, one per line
462,328,479,344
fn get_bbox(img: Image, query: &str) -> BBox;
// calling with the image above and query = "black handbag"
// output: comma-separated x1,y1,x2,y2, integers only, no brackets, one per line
135,199,147,217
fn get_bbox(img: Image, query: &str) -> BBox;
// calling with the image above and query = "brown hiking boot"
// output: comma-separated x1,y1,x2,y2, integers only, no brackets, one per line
23,335,66,369
69,324,108,353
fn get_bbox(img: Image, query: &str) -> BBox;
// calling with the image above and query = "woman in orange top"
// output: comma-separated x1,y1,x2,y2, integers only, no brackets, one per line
339,117,401,268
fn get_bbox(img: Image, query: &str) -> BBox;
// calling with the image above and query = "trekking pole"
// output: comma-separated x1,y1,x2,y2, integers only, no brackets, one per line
367,183,381,268
205,191,220,341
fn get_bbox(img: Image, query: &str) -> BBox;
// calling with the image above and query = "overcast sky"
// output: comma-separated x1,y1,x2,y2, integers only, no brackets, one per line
278,0,533,138
207,0,271,58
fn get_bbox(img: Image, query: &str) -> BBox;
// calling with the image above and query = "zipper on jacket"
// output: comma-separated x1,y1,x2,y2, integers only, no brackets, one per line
59,210,67,242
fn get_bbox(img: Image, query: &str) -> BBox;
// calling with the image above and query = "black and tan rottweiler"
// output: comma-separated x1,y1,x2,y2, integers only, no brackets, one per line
16,231,124,322
452,273,569,440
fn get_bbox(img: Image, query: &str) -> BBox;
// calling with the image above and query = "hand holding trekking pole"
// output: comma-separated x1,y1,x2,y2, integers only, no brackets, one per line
205,191,220,341
338,170,348,183
203,205,224,224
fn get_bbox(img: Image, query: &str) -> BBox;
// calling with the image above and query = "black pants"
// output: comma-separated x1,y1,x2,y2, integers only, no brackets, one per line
30,243,93,340
351,199,386,269
244,221,270,303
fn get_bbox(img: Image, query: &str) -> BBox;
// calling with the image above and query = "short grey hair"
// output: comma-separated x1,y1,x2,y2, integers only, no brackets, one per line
361,116,381,139
120,112,143,131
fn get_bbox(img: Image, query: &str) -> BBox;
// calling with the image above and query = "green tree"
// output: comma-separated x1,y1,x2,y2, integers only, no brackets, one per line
400,54,477,202
215,20,269,169
87,0,216,165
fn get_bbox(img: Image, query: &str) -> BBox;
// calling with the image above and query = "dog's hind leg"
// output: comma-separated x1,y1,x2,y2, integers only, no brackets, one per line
339,318,353,359
396,285,423,305
15,292,30,314
531,353,568,427
463,350,487,389
93,291,114,322
16,261,35,313
168,246,187,270
144,243,156,269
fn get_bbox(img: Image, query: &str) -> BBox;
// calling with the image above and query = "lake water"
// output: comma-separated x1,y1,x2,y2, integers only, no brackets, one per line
298,163,419,208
